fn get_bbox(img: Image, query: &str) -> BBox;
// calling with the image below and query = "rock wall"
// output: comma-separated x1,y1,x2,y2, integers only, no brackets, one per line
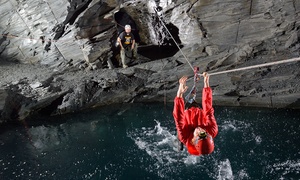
0,0,299,122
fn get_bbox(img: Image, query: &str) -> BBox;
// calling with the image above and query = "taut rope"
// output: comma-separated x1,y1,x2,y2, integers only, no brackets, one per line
154,8,194,71
207,57,300,76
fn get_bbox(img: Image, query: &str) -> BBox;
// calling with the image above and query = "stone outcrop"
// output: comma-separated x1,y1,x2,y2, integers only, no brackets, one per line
0,0,299,122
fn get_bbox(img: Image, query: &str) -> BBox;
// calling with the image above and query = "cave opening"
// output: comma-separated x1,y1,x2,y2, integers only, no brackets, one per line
110,10,181,68
138,23,182,60
37,95,65,116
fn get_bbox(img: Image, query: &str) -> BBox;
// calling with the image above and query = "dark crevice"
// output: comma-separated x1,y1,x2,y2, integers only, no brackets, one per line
138,45,181,60
53,0,93,40
225,90,239,96
38,94,66,116
75,2,115,39
0,33,9,56
1,88,32,121
163,23,181,45
139,16,181,60
0,33,8,46
84,81,101,101
64,0,93,25
186,0,199,14
44,40,51,52
199,22,208,38
175,60,184,66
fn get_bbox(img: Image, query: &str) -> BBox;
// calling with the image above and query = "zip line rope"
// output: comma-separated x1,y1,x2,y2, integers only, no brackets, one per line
206,57,300,76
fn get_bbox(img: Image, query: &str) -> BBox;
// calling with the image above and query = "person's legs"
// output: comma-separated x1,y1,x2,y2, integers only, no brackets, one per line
133,43,138,59
120,48,127,68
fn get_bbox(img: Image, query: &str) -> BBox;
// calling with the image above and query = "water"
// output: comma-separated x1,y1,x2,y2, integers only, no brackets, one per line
0,103,299,180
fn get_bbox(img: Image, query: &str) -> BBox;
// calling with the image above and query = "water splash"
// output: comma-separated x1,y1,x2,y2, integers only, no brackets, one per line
127,120,179,165
127,120,222,179
218,159,233,180
266,159,300,177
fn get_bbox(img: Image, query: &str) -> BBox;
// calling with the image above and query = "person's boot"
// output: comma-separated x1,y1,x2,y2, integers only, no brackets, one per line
178,139,184,151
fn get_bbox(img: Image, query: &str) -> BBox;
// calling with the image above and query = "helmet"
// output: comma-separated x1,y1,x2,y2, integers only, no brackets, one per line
199,131,207,139
125,24,131,29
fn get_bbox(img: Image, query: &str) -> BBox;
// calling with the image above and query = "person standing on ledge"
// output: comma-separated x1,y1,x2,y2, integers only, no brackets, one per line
117,24,137,68
173,72,218,156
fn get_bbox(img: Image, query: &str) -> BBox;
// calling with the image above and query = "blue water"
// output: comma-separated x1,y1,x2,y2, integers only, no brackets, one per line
0,103,299,179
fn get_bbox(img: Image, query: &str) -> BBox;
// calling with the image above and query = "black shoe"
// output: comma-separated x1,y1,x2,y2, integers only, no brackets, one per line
178,139,184,151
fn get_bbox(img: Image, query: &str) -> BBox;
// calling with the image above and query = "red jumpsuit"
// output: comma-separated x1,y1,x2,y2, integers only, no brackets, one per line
173,87,218,156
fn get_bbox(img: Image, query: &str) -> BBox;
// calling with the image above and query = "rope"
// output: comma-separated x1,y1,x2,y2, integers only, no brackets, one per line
205,57,300,76
185,67,200,103
153,8,194,71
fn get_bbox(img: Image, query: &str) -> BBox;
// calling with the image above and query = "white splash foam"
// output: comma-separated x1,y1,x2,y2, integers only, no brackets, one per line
127,120,179,165
255,135,262,144
218,159,234,180
237,169,249,179
269,159,300,176
183,155,198,165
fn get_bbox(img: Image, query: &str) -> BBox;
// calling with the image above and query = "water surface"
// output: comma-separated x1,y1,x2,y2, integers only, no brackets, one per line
0,103,299,179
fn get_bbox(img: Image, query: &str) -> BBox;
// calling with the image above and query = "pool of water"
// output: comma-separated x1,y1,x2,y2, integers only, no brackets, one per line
0,103,299,179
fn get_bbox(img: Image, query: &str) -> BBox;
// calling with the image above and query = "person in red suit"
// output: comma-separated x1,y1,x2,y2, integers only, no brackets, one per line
173,72,218,156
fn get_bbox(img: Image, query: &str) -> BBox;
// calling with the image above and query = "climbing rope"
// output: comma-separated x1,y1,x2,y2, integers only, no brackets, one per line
154,8,194,71
203,57,300,76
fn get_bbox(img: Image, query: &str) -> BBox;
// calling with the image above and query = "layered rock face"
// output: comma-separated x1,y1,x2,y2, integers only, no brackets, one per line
0,0,299,122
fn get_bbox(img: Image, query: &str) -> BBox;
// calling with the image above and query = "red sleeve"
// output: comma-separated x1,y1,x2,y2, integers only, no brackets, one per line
202,87,218,138
204,108,218,138
202,87,212,112
173,97,191,144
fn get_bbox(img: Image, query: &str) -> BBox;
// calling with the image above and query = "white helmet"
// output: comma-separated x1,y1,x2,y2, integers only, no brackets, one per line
125,24,131,29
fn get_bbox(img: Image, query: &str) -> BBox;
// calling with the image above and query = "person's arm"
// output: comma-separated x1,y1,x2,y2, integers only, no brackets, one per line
204,106,218,138
117,33,124,49
131,39,135,50
131,33,135,50
202,72,211,112
201,72,218,138
173,76,190,144
176,76,188,98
